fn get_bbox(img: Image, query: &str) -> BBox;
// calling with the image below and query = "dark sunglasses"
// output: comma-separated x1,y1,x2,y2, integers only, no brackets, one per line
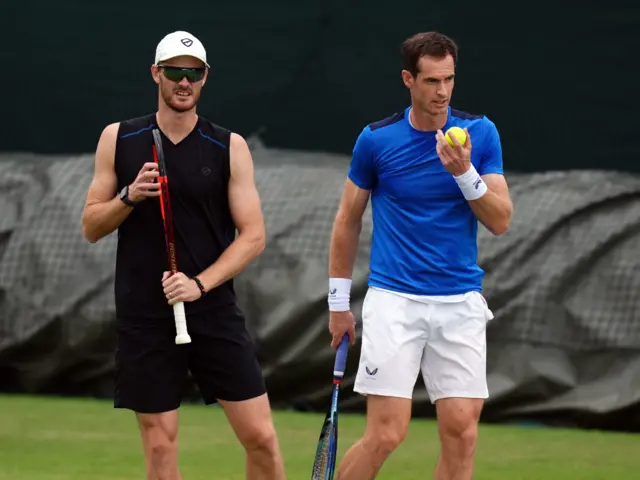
157,65,206,83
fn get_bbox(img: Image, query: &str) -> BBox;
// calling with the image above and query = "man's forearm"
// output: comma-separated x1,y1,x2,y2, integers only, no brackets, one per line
197,232,265,292
82,196,133,243
468,190,512,235
329,219,362,279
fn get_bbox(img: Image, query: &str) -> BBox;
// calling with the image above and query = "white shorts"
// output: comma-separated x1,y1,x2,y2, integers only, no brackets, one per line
354,287,494,403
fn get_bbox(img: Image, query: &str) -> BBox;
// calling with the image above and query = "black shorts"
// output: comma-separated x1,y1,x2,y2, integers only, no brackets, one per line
114,304,266,414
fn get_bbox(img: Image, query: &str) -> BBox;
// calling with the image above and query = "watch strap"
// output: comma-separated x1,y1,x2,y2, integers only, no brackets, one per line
120,186,137,207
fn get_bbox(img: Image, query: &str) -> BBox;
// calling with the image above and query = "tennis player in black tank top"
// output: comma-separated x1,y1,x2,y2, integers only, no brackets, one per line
81,30,286,479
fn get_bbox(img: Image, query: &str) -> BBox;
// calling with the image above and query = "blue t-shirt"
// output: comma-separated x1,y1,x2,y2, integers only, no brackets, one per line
348,106,504,296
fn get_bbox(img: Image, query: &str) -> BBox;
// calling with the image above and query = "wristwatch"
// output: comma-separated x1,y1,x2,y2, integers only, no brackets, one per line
119,185,137,207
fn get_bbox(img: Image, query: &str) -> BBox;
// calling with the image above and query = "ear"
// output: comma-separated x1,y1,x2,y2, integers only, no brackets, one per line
202,69,208,86
151,64,161,85
401,70,414,89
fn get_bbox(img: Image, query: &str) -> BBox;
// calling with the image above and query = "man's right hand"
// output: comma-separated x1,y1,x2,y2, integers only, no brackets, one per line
128,162,161,203
330,311,356,349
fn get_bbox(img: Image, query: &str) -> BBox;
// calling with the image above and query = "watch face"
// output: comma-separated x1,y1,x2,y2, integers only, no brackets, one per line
120,186,128,199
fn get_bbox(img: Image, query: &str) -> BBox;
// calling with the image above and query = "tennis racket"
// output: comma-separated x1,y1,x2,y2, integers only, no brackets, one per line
311,333,350,479
151,128,192,345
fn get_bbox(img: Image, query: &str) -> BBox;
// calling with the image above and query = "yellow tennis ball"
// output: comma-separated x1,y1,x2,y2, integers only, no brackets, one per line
445,126,466,146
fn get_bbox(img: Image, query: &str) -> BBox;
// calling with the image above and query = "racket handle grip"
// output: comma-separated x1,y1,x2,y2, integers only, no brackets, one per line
173,302,192,344
333,334,350,378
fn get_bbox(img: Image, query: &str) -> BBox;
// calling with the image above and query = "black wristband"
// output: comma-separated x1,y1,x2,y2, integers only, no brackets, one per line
192,276,207,298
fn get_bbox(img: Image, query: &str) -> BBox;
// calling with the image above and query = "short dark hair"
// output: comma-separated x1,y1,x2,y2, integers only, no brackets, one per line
401,32,458,77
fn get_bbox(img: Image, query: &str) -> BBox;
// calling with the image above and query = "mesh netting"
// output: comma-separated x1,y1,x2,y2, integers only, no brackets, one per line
1,143,639,427
1,146,639,355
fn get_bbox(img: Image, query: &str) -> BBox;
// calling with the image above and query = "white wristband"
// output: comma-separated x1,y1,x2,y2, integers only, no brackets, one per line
328,278,352,312
454,164,488,201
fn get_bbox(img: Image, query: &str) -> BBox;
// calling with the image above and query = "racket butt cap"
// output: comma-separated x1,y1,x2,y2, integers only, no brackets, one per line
175,334,192,345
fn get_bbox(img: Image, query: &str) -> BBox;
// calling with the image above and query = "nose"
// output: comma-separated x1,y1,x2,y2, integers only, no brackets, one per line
178,76,191,87
436,81,447,97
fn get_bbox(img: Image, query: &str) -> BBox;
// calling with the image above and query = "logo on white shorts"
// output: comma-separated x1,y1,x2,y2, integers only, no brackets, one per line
365,366,378,376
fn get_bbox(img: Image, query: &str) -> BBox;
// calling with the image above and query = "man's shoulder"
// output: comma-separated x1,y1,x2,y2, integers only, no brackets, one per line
368,110,406,133
115,113,156,139
197,116,232,149
450,107,485,122
356,109,409,152
449,108,498,132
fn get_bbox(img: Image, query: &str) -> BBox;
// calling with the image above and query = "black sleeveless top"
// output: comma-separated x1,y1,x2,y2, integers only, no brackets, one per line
114,113,236,319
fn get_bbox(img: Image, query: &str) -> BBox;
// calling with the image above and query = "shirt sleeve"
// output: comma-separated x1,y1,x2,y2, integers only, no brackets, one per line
347,127,377,190
478,118,504,176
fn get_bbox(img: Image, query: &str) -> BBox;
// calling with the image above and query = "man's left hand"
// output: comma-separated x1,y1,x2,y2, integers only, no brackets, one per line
162,271,201,305
436,127,473,176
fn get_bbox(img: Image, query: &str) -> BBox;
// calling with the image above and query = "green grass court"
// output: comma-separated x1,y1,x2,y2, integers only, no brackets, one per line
0,395,636,479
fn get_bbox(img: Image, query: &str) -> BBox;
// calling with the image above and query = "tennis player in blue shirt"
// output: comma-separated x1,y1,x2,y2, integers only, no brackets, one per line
327,31,513,479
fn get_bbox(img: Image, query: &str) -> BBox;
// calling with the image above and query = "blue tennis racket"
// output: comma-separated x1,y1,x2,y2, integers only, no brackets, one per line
311,334,350,480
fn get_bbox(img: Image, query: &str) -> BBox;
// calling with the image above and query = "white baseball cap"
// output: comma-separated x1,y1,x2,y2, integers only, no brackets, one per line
155,31,210,68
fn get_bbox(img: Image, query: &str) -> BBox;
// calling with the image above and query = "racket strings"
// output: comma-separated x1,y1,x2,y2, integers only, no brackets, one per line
312,423,335,479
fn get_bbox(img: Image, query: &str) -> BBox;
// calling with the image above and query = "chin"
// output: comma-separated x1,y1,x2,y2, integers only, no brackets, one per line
174,103,195,112
429,105,448,115
166,98,196,113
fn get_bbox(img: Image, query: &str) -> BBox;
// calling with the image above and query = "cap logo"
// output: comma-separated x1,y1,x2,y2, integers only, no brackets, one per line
181,38,193,47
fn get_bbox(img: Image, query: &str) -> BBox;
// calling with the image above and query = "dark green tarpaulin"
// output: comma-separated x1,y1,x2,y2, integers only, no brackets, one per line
1,149,639,432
